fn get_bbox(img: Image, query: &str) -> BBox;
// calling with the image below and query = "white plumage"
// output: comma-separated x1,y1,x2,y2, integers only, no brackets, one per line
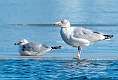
15,39,61,56
55,19,113,59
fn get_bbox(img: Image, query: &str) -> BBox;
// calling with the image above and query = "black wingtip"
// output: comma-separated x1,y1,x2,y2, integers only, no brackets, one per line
51,46,62,49
104,35,113,39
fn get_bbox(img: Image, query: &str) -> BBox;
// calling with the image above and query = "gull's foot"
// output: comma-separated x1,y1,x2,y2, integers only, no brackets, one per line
73,57,80,61
73,57,81,65
73,57,90,65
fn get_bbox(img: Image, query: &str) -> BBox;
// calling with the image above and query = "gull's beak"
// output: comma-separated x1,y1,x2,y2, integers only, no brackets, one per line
14,42,20,45
14,43,18,45
53,21,61,26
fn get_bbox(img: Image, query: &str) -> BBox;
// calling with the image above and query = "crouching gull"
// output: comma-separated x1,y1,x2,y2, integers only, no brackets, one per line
55,19,113,60
14,39,61,56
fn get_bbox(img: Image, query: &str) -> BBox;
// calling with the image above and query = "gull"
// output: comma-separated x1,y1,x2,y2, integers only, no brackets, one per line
55,19,113,60
14,39,61,56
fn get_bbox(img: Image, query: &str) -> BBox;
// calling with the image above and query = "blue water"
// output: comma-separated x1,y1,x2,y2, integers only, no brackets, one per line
0,59,118,80
0,0,118,79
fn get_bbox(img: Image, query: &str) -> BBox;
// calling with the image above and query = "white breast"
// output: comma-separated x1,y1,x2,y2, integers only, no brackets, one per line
60,28,73,46
60,27,90,48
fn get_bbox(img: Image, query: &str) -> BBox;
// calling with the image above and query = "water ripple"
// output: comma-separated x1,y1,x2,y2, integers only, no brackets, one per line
0,60,118,80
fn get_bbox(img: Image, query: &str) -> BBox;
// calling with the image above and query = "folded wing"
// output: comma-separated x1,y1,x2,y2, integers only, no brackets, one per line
22,42,51,54
72,27,106,42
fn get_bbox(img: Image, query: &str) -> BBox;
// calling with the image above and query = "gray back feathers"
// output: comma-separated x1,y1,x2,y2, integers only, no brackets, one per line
21,42,50,53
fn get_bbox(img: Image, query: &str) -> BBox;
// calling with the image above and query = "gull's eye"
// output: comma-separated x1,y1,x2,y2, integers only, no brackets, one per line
61,21,64,24
19,41,22,44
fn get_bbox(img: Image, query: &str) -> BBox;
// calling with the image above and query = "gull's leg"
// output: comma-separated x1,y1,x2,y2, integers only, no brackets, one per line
73,46,82,62
74,46,82,65
77,46,81,60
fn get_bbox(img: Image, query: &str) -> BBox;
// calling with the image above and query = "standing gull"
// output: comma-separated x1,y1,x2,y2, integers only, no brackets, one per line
55,19,113,59
14,39,61,56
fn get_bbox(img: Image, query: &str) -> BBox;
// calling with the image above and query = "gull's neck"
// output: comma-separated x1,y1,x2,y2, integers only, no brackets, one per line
61,23,71,28
61,25,71,29
61,25,71,28
61,26,72,35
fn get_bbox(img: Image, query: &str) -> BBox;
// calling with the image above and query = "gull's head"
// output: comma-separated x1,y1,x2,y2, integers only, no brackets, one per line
14,39,29,45
55,19,70,28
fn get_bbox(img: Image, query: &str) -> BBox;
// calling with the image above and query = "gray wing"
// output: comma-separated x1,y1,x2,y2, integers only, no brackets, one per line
22,42,50,53
72,27,105,42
